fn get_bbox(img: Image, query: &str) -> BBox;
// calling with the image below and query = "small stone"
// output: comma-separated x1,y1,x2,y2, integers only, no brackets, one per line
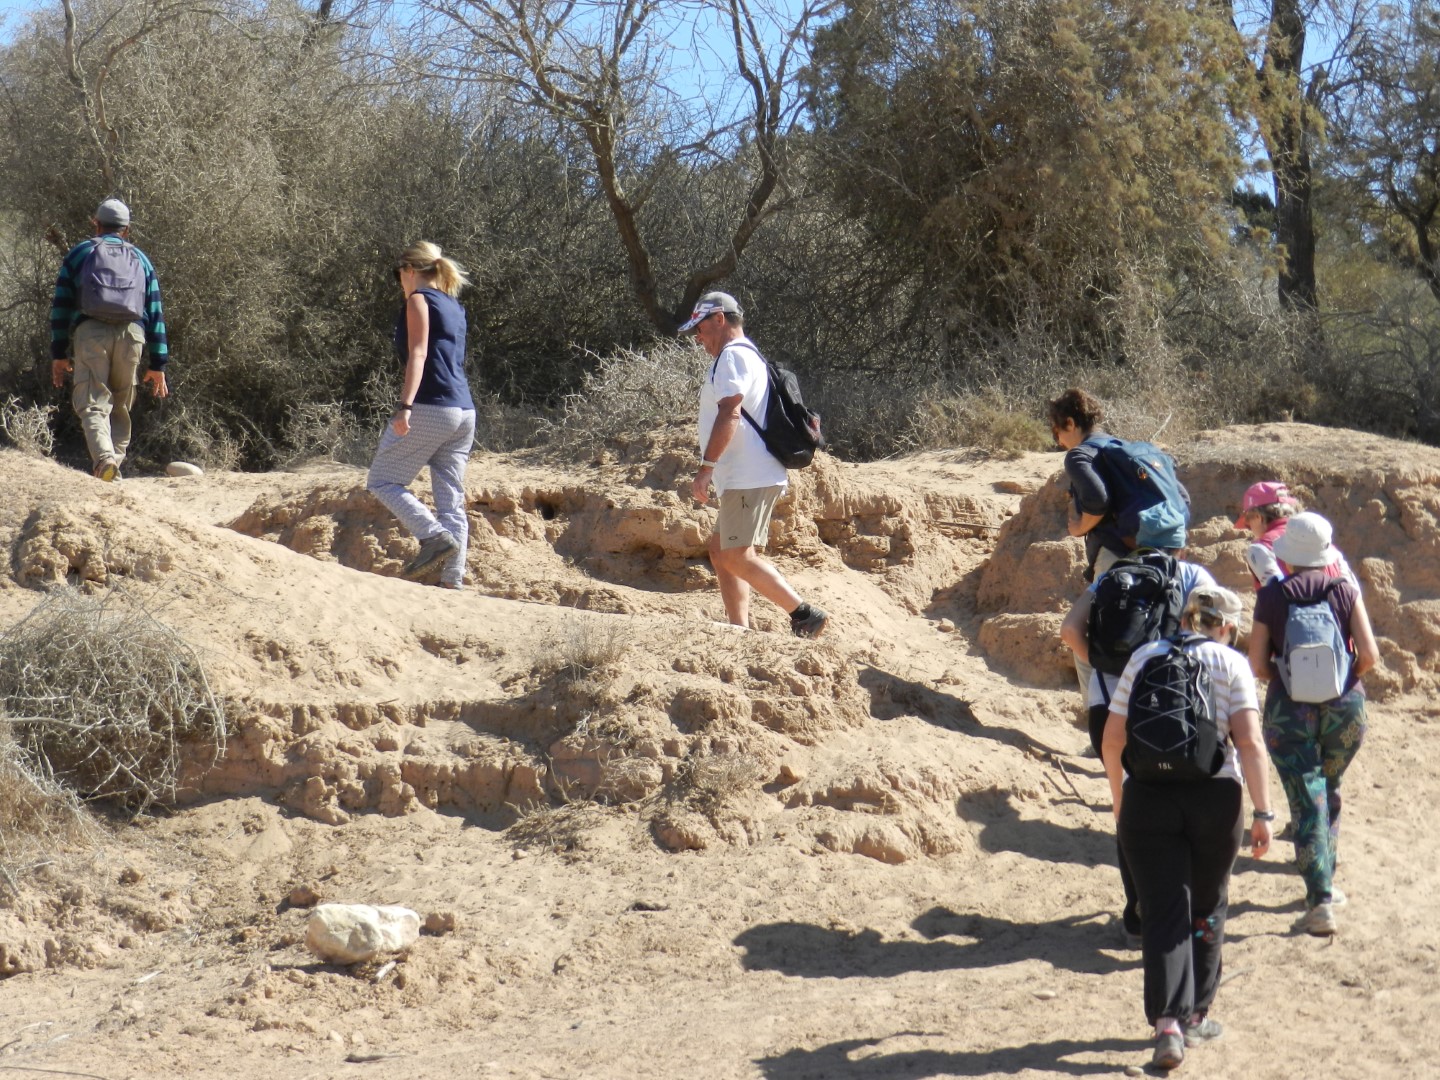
776,763,804,786
1125,1066,1144,1077
1033,989,1058,1000
165,461,204,477
937,619,956,633
288,884,321,908
118,867,144,885
423,911,457,935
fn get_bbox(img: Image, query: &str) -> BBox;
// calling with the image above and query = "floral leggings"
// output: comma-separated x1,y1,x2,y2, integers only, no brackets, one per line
1262,684,1368,908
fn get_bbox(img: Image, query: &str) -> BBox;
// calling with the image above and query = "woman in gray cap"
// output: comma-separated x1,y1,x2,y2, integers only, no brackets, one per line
1102,585,1275,1071
1248,512,1380,937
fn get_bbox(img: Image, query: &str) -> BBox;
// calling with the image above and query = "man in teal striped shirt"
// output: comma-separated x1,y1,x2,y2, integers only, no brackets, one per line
50,198,170,481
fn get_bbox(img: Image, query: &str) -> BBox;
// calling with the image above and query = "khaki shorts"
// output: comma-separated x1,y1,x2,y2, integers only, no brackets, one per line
715,486,782,550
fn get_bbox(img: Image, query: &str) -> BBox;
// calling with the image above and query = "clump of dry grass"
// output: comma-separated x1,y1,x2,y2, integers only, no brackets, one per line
0,396,55,457
507,800,602,854
0,588,226,811
670,752,764,816
548,612,628,683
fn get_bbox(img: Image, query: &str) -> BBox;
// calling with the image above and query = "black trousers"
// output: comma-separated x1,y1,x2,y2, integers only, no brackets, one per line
1118,777,1243,1025
1089,704,1141,934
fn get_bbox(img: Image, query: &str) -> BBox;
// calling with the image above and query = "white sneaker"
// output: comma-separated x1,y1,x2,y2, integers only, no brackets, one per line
1294,902,1337,936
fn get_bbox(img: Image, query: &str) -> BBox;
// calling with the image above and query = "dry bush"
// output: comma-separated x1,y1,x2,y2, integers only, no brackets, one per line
669,752,764,815
507,800,603,853
543,339,707,455
899,386,1053,458
281,401,380,468
0,724,96,891
471,392,548,454
149,400,245,472
0,589,226,810
0,396,55,457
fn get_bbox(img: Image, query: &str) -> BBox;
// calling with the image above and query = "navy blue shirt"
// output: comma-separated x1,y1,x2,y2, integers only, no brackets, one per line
1063,435,1129,565
394,287,473,409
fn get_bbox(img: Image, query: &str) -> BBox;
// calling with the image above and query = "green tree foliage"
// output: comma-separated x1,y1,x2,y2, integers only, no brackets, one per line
804,0,1251,360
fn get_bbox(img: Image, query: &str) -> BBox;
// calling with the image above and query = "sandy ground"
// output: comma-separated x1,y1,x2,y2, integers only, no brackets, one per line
0,423,1437,1079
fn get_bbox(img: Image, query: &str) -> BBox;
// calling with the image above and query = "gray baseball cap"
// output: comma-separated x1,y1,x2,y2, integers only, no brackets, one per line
95,198,130,226
678,291,742,333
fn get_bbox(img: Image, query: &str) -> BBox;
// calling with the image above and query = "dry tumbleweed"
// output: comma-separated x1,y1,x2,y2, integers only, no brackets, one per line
0,588,226,810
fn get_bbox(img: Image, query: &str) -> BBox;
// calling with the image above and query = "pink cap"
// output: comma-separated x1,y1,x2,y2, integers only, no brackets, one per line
1235,481,1297,527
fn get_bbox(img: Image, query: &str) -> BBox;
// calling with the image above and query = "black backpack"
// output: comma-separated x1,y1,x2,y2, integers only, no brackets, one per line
1087,551,1184,677
1122,632,1226,784
732,346,825,469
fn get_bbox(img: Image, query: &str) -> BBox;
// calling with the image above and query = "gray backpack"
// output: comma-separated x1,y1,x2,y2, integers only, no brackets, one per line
78,239,146,323
1279,583,1352,703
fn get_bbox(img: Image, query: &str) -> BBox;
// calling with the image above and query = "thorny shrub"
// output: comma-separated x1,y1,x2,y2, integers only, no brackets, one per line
0,588,227,811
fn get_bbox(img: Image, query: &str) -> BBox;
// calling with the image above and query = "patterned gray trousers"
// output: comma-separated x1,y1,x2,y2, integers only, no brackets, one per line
366,405,476,587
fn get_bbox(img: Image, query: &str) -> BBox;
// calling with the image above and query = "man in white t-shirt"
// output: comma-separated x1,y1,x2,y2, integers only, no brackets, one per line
682,291,828,637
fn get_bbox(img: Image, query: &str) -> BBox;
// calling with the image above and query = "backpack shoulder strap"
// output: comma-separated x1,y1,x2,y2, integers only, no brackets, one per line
719,340,773,435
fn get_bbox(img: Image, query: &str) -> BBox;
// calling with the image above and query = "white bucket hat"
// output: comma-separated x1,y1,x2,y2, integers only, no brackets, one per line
1272,511,1341,569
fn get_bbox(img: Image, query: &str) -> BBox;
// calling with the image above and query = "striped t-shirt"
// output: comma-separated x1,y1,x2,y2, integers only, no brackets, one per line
1108,637,1259,783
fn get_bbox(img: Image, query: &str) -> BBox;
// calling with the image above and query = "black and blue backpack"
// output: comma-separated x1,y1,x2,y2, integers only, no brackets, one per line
1086,435,1189,549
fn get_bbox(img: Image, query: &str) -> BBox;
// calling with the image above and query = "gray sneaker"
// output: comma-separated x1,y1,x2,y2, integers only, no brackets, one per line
1184,1015,1223,1046
402,532,458,580
1293,901,1337,936
790,605,829,639
1152,1031,1185,1070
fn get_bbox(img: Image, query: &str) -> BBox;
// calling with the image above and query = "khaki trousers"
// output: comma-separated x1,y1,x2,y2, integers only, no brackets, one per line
71,319,144,466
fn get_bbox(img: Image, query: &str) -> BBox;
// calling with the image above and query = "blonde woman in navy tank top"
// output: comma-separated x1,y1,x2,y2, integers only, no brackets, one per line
366,241,476,589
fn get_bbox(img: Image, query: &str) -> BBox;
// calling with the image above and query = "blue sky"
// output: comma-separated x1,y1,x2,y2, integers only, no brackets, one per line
0,0,40,43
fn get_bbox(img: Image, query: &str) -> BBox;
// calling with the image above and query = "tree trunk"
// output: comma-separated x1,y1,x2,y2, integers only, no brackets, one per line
1260,0,1320,313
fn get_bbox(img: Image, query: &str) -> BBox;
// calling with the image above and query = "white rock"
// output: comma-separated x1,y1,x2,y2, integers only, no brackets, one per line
304,903,420,964
165,461,204,477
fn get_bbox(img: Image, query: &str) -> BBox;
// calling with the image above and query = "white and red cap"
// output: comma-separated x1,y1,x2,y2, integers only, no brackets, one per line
679,291,742,333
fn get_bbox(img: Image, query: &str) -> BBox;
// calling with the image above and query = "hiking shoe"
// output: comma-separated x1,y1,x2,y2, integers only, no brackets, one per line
1152,1032,1185,1070
1329,887,1347,907
790,604,829,639
94,458,119,482
1294,902,1337,937
401,531,458,579
1184,1015,1223,1046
